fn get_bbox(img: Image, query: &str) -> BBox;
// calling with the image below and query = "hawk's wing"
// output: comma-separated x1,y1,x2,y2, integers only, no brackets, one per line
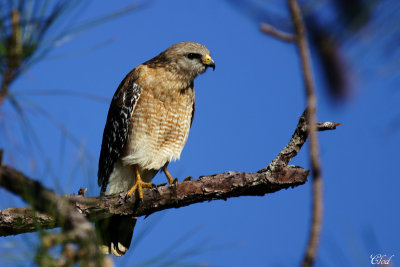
98,69,141,194
190,81,195,128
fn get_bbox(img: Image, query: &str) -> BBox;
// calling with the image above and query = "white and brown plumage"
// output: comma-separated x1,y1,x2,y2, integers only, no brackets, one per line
96,41,215,256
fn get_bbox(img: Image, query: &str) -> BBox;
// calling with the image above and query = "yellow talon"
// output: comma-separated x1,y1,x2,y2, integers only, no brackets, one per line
127,167,152,198
162,166,176,185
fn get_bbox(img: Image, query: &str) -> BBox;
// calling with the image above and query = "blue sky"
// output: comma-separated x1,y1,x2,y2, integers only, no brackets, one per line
1,0,399,266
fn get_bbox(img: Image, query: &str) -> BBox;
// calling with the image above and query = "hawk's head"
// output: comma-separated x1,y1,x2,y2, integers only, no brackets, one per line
147,41,215,80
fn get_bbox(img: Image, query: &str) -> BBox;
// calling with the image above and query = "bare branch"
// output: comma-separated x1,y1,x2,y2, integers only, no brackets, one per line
316,122,341,131
261,1,328,265
261,111,339,173
1,165,308,236
260,23,296,43
288,0,324,266
0,115,339,237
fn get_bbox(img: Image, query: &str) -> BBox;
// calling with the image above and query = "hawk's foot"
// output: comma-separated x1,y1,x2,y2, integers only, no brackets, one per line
162,166,178,185
127,168,152,199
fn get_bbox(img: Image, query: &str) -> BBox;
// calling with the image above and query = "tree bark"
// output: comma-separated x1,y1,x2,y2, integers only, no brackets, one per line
0,165,308,237
0,112,340,238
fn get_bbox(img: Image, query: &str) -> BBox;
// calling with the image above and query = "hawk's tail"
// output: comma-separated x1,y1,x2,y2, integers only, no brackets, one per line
96,215,137,257
96,163,158,256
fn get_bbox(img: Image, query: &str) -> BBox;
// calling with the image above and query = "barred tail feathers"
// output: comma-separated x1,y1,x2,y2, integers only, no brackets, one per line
96,161,158,256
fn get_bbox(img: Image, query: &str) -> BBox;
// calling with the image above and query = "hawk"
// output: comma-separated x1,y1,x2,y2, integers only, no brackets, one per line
96,41,215,256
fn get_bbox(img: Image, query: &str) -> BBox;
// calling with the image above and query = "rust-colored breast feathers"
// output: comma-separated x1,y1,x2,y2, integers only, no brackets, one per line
121,65,194,170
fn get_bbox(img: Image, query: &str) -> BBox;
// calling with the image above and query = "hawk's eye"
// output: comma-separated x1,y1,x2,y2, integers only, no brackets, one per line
187,53,201,60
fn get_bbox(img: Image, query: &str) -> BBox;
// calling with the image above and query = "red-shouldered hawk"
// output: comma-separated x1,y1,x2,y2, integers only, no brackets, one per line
96,41,215,256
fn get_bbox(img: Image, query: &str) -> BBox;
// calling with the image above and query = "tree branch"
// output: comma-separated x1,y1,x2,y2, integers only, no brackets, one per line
261,1,326,264
261,112,340,173
0,115,339,237
1,165,308,236
0,159,104,266
288,0,324,266
260,23,296,43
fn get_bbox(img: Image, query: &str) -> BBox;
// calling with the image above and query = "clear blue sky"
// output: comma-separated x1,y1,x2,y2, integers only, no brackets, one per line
1,0,399,266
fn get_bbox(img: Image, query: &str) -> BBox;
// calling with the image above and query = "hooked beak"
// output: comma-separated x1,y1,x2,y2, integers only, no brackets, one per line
202,54,215,71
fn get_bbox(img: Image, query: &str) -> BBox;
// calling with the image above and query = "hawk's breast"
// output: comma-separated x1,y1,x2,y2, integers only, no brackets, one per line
122,86,194,170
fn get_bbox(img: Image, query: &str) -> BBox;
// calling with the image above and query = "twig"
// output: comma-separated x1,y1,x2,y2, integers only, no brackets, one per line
260,23,296,42
288,0,323,266
260,111,339,173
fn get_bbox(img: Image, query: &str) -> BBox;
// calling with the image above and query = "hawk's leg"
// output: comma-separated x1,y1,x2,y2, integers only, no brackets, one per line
127,166,152,199
162,166,178,185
